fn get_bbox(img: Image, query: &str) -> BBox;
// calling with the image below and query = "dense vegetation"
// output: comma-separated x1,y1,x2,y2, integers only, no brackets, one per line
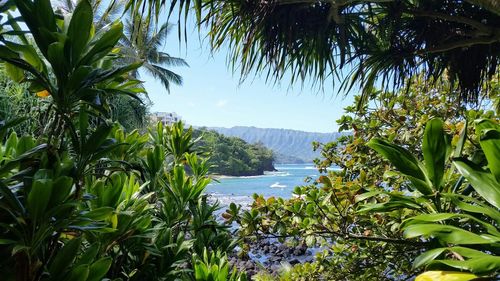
0,1,246,281
227,76,500,280
0,0,499,280
194,129,275,176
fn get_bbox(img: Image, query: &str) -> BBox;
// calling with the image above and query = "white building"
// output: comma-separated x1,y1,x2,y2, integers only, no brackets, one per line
150,112,181,125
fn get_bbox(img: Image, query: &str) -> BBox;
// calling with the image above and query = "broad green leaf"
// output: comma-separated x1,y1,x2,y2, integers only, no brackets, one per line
79,21,123,66
49,176,73,205
86,257,112,281
404,224,497,244
4,62,23,82
403,213,500,237
422,118,447,190
413,248,446,268
67,0,92,64
49,238,82,277
474,119,500,135
354,190,382,202
432,256,500,275
27,179,52,221
367,138,432,195
82,125,112,156
66,264,90,281
453,158,500,209
75,243,100,266
445,194,500,224
47,42,66,78
16,136,35,155
82,207,114,220
479,128,500,183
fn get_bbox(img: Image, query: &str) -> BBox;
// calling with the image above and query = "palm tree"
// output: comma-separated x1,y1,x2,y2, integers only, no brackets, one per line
127,0,500,103
120,17,188,93
55,0,187,93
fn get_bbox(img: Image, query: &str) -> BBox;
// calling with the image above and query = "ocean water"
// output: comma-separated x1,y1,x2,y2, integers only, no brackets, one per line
206,164,325,207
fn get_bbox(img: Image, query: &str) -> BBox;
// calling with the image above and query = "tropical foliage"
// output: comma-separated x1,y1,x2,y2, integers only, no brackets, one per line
0,1,243,280
223,77,500,280
0,0,499,280
135,0,500,104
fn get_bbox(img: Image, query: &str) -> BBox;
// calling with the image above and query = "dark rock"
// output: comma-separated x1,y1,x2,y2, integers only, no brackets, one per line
289,259,300,265
245,260,253,269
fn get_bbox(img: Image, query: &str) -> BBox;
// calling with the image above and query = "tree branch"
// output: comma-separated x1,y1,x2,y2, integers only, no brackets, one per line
416,36,500,56
464,0,500,16
255,230,430,246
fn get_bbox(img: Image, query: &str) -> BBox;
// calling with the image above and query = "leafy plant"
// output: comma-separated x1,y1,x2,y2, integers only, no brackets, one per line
360,117,500,276
192,249,247,281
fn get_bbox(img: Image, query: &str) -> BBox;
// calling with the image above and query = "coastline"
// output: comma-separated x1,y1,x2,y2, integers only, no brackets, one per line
210,170,287,180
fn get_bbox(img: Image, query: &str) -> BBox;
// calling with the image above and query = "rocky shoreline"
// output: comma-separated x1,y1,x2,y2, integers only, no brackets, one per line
229,239,316,277
207,193,319,277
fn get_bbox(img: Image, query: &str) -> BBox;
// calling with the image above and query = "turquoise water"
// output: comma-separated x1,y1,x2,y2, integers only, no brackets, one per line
206,164,324,206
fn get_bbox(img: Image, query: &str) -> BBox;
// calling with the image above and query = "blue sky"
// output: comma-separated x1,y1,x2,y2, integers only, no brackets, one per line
142,25,355,133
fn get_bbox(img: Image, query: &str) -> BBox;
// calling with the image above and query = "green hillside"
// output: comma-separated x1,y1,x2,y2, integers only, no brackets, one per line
194,129,275,176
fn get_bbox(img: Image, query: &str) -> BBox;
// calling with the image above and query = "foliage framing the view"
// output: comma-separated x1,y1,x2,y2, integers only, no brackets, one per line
223,76,500,280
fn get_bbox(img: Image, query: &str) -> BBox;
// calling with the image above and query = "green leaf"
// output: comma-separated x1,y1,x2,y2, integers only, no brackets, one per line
75,243,100,266
86,257,112,281
453,158,500,209
413,247,446,268
67,0,93,64
367,138,432,195
82,207,114,220
422,118,447,190
4,62,24,82
82,125,112,156
404,224,498,244
0,239,16,245
27,179,52,221
49,176,74,205
16,136,35,155
445,194,500,225
0,181,24,214
453,120,467,158
79,21,123,66
47,42,66,78
404,212,500,237
479,128,500,183
49,238,82,277
66,264,90,281
432,255,500,275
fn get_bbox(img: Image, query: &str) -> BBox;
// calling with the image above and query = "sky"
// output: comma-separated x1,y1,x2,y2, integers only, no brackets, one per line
142,24,355,133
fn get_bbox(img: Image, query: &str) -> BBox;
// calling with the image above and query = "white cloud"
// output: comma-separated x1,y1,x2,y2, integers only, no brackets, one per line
215,99,228,108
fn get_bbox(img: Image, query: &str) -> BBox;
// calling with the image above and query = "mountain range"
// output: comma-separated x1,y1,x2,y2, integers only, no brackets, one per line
205,126,346,163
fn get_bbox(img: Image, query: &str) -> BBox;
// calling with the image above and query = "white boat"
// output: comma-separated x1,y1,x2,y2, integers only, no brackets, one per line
270,182,287,188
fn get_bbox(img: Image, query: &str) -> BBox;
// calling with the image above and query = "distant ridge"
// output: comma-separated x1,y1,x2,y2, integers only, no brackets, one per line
205,126,346,163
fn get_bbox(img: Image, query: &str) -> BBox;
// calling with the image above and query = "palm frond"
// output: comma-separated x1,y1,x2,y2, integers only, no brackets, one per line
148,52,188,67
149,22,174,49
144,63,183,92
130,0,500,103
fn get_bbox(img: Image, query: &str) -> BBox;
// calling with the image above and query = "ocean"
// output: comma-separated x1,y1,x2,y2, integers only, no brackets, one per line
206,163,326,207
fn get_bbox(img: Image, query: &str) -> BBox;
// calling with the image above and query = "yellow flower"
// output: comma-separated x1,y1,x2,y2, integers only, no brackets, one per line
36,90,50,98
416,271,478,281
